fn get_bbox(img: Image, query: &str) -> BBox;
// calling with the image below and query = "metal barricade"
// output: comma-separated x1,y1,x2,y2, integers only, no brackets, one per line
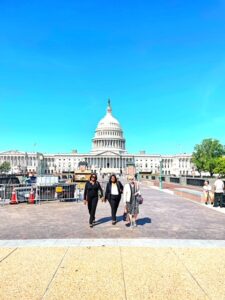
0,184,6,206
35,183,78,203
0,183,81,205
54,183,77,202
0,184,32,206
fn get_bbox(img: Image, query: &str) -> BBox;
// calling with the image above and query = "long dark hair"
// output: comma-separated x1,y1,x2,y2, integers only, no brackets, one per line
109,174,117,183
90,173,97,181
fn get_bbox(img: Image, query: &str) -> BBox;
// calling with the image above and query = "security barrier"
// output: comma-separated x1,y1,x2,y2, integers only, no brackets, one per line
36,183,77,202
0,183,81,205
0,184,29,206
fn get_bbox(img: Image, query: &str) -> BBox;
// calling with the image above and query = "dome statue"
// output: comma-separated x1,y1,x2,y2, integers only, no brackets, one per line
91,99,126,154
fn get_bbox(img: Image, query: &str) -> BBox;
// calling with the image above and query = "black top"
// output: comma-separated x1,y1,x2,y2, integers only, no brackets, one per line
105,181,124,201
84,181,103,201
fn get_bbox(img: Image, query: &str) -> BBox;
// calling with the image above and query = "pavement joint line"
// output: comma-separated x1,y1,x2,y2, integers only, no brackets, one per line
119,247,128,300
1,239,225,248
0,248,18,263
41,247,69,300
171,248,212,300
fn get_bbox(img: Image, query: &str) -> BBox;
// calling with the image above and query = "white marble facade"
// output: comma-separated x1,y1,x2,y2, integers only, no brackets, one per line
0,101,193,176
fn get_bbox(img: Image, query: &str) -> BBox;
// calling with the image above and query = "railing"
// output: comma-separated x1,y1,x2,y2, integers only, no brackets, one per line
186,178,205,187
147,175,225,189
170,177,180,184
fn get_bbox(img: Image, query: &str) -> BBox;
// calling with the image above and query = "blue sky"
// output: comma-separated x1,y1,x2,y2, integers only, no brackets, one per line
0,0,225,155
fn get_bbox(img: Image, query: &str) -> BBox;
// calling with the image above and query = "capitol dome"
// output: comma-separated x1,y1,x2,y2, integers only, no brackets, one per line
91,99,126,154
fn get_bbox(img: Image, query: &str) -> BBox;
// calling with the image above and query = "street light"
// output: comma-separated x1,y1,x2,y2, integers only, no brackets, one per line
136,163,140,182
159,157,163,190
37,153,44,176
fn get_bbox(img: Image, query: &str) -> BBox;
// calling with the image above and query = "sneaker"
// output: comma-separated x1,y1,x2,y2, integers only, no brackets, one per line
112,221,116,225
130,221,135,228
89,224,93,228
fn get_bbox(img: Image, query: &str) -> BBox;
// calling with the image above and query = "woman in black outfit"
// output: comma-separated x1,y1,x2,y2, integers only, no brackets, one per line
84,174,103,228
105,174,123,225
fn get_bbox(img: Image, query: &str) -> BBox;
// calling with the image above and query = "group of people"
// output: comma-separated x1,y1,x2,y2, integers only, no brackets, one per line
83,173,141,228
203,176,225,207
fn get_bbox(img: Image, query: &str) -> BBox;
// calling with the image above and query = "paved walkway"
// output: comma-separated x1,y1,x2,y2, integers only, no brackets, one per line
0,183,225,239
1,184,225,299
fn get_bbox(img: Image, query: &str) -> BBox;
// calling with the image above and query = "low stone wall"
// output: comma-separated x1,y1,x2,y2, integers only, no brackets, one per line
173,188,204,203
144,175,225,189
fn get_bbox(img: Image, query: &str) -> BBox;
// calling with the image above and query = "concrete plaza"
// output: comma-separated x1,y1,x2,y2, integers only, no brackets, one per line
0,183,225,299
0,182,225,240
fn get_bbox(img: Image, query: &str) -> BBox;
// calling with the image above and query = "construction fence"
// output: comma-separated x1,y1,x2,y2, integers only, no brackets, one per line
0,183,83,206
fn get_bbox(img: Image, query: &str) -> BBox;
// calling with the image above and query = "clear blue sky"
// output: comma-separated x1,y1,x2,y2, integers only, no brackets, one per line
1,0,225,155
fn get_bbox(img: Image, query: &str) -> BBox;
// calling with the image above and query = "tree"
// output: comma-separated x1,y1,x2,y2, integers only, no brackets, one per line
192,139,225,177
0,161,11,173
214,157,225,177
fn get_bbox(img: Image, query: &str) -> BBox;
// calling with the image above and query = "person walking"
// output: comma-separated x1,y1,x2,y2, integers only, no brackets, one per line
123,175,141,228
105,174,123,225
84,173,103,228
203,180,213,205
213,176,224,207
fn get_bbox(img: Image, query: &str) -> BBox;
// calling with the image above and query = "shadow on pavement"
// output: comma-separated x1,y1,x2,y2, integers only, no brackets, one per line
95,215,124,225
137,217,151,226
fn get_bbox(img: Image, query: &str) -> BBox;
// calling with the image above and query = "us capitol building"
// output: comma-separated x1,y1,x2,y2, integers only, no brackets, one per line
0,100,193,176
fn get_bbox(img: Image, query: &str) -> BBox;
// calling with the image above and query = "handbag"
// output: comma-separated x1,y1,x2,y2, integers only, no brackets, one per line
97,182,105,201
136,194,143,205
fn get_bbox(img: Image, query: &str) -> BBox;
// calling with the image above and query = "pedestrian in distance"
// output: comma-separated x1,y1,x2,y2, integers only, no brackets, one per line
123,175,141,228
213,176,224,207
105,174,123,225
84,173,103,228
203,180,213,205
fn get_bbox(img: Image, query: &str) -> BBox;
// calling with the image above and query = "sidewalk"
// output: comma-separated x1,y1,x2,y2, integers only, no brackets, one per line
143,181,225,215
0,242,225,299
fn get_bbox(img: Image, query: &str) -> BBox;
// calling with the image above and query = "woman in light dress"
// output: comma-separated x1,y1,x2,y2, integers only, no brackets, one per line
203,180,213,205
123,175,141,227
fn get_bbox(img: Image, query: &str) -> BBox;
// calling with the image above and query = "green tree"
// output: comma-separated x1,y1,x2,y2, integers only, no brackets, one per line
192,139,225,177
0,161,11,173
214,157,225,177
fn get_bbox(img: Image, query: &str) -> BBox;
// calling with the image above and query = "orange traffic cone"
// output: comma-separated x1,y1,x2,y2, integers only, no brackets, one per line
28,189,35,204
10,188,18,205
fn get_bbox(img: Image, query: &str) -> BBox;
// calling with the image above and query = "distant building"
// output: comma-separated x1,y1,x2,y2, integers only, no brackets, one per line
0,100,193,176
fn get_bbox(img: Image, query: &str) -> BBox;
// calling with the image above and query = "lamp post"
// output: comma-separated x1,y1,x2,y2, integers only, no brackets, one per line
159,157,163,190
37,153,44,176
136,163,140,182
